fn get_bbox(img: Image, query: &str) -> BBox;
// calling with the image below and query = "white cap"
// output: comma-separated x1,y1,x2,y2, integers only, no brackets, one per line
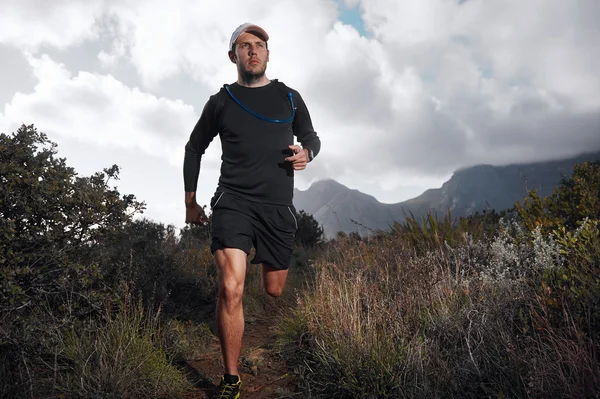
229,23,269,51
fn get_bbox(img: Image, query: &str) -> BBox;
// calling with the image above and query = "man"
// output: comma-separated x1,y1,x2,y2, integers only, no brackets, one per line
182,22,321,399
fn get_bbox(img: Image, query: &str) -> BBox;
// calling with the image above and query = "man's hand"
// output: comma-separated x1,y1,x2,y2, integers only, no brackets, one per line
185,193,209,225
285,145,309,171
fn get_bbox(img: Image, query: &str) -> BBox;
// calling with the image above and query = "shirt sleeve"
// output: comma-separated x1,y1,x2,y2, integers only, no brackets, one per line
183,94,220,192
292,90,321,160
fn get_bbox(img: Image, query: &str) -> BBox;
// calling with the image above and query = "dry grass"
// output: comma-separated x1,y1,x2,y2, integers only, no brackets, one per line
277,219,600,398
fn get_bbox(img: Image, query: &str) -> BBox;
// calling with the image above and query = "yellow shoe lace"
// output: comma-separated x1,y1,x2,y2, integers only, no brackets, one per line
217,378,240,398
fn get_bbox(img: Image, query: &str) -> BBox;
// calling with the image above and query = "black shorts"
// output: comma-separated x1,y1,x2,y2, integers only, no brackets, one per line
209,191,298,270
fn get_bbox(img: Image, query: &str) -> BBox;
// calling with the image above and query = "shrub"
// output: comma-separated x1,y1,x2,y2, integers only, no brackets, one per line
0,125,147,397
515,161,600,334
516,161,600,234
0,125,205,398
541,219,600,334
294,209,325,248
97,219,218,318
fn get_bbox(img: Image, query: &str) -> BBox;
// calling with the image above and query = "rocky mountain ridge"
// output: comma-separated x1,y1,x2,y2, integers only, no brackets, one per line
293,151,600,238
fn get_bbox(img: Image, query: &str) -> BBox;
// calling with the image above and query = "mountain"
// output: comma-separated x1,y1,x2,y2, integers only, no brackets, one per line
293,151,600,238
293,179,405,238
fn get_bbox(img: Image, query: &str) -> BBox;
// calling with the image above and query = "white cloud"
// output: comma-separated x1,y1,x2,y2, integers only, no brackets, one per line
0,0,104,50
343,0,360,8
1,53,222,169
1,0,599,222
0,52,225,228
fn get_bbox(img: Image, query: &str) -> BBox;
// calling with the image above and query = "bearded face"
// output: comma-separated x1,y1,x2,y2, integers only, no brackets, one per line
229,32,270,82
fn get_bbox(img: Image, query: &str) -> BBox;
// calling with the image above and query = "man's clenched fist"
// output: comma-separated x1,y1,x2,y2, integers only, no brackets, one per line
185,193,209,225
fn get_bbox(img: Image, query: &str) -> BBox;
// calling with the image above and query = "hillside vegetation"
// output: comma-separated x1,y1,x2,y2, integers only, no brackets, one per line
1,124,598,398
278,160,600,398
0,125,323,398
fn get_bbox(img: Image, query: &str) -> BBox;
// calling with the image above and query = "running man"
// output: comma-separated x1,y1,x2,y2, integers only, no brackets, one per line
182,23,321,399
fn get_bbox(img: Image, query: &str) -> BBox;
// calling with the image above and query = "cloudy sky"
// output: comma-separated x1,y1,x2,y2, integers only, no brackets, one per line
1,0,599,228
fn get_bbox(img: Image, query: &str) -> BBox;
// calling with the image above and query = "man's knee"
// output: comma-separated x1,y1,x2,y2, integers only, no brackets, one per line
261,263,289,298
264,284,284,298
220,278,244,304
215,250,246,306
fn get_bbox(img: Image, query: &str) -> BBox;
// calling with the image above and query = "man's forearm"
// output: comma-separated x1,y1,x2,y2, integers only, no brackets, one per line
183,145,201,193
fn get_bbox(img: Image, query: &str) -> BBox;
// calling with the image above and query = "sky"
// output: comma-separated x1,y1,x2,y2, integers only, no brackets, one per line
1,0,599,229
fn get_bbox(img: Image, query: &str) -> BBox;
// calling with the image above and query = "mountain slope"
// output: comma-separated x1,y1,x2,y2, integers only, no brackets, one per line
402,151,600,217
293,179,405,238
293,151,600,238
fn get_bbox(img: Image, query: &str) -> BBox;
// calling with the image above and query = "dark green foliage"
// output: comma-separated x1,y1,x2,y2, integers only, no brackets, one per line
515,161,600,334
0,124,145,316
100,219,179,303
100,219,218,317
0,125,155,398
1,124,145,324
294,209,325,248
550,220,600,330
548,161,600,229
179,222,211,244
516,161,600,233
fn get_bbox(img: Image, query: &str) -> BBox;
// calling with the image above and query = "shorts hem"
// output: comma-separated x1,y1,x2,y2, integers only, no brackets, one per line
251,258,290,271
210,240,251,255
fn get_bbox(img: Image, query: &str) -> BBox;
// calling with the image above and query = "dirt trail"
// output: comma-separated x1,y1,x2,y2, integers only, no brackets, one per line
183,312,298,399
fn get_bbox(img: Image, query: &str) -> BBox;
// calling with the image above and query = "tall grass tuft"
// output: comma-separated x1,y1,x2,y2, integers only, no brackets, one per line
57,291,191,398
391,209,501,255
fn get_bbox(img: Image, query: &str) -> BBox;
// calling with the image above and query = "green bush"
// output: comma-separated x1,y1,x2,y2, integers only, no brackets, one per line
516,161,600,334
0,125,148,397
0,125,209,398
294,209,325,248
542,219,600,333
516,161,600,234
0,125,145,314
97,219,218,318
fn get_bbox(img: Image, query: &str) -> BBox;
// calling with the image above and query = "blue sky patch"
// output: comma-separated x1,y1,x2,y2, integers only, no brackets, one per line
338,2,367,37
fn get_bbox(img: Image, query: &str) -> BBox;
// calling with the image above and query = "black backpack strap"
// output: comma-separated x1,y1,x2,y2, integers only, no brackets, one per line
213,85,229,131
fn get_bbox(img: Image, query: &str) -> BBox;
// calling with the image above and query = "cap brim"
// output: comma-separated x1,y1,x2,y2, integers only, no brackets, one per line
241,25,269,42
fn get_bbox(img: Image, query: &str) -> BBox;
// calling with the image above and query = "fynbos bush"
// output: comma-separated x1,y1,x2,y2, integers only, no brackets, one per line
1,125,212,398
279,160,600,398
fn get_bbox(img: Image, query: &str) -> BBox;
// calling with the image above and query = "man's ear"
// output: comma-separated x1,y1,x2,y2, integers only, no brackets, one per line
266,49,270,62
228,50,236,64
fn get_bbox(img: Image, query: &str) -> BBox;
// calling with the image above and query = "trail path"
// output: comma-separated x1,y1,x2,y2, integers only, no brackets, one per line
183,306,299,398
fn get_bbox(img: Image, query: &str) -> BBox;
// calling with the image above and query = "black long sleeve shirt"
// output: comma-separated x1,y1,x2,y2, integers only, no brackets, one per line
183,79,321,206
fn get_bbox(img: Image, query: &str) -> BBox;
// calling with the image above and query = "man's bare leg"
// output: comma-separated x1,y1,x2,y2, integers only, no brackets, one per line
214,248,247,377
261,263,289,298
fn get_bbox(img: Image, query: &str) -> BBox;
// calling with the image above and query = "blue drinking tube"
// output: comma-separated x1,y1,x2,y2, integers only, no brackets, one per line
224,84,295,123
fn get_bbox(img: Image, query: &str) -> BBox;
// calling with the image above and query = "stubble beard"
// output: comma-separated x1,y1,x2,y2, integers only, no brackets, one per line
239,63,267,86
